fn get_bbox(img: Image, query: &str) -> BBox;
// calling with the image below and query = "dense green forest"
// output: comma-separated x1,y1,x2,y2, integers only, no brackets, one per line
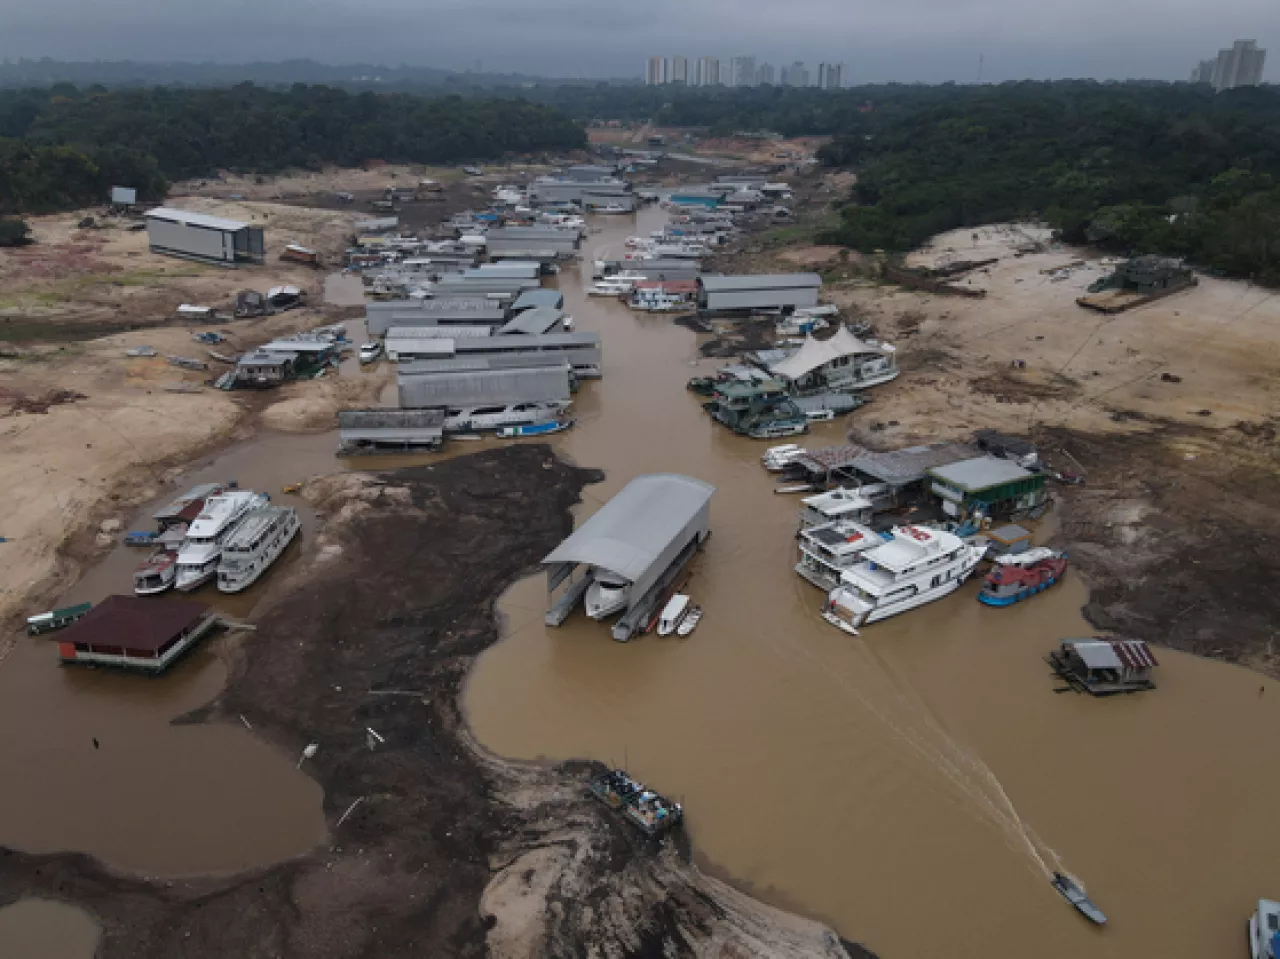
0,84,586,214
808,83,1280,281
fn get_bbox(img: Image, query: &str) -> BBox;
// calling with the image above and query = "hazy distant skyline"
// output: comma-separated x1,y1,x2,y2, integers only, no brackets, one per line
0,0,1274,85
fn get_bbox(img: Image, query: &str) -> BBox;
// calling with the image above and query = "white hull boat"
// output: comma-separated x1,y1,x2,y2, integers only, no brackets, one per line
174,491,268,592
444,401,570,434
134,549,178,595
676,605,702,636
217,506,300,593
585,571,630,620
822,525,985,634
657,594,690,637
1250,899,1280,959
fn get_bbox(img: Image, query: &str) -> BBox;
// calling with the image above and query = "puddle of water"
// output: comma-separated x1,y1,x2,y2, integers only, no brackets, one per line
0,899,100,959
465,207,1280,957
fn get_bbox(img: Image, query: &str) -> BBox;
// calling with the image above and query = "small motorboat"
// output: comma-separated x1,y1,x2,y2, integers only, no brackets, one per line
676,605,702,636
657,594,691,637
498,420,572,438
1051,872,1107,925
761,443,806,472
978,548,1068,607
282,482,302,494
123,530,158,547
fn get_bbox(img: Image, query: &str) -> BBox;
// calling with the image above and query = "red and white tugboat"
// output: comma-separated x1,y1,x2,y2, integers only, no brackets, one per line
978,547,1068,607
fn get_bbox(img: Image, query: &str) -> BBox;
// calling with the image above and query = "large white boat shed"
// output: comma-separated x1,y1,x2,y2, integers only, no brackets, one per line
145,207,265,267
543,473,714,641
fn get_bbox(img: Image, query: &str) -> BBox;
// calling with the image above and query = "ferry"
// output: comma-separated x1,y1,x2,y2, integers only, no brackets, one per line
821,526,985,633
134,549,179,595
174,491,268,592
977,548,1068,606
444,400,570,434
796,519,887,592
217,505,300,593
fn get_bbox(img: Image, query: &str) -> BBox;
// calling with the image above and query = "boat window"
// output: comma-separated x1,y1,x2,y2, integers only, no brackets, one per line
1269,915,1279,931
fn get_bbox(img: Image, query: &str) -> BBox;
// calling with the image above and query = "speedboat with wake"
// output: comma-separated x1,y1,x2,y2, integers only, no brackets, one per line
1051,872,1107,925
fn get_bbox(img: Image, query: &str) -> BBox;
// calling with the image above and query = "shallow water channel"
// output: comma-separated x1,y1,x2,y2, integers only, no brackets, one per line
465,207,1280,957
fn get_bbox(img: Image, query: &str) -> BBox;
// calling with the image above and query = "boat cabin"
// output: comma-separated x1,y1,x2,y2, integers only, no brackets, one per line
1049,638,1158,695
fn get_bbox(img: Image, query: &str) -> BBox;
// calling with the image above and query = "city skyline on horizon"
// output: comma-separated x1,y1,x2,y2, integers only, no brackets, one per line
645,55,846,88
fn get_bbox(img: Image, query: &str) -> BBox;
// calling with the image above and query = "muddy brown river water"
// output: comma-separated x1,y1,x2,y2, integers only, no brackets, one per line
3,206,1278,957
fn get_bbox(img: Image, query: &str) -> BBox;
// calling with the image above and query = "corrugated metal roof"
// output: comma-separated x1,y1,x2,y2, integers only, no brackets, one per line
145,206,250,232
498,307,564,336
543,474,715,582
455,332,600,351
385,337,456,357
513,289,565,311
387,324,492,339
338,409,445,429
699,273,822,292
928,456,1033,492
398,354,570,375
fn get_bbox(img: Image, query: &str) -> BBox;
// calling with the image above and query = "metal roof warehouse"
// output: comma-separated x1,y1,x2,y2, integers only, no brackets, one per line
144,207,265,267
697,273,822,313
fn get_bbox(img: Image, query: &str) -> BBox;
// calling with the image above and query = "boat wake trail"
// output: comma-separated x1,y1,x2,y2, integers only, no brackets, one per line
776,621,1063,881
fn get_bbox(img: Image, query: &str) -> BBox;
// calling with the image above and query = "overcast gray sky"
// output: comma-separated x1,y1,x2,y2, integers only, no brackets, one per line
0,0,1275,83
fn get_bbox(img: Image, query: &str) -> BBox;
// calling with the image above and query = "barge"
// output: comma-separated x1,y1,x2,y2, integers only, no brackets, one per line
1048,638,1158,695
587,768,683,837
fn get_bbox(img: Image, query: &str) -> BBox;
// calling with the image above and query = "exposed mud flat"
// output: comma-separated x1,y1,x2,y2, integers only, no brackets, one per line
0,446,865,958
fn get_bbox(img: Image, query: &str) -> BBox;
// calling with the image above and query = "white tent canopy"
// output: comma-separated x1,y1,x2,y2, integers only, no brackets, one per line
770,325,896,382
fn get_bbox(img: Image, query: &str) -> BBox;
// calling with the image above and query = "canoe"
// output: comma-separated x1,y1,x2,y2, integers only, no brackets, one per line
1051,872,1107,925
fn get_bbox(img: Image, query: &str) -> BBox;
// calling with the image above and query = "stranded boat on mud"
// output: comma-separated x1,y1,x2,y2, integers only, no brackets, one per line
822,526,985,633
588,768,683,837
1051,872,1107,925
217,505,300,593
978,548,1068,606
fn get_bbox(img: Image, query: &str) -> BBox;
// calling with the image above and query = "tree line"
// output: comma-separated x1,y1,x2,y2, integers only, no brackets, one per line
808,82,1280,282
0,83,586,215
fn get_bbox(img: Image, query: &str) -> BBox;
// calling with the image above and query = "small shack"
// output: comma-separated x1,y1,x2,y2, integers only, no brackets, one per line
543,473,714,642
1049,638,1158,695
927,456,1047,521
338,409,445,453
145,207,265,267
54,594,219,673
235,350,296,388
697,274,822,314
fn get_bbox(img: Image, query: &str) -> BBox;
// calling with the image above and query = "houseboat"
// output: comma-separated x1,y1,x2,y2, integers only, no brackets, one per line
978,548,1068,606
217,505,300,593
174,491,268,592
796,519,886,592
1249,899,1280,959
55,594,220,675
703,379,809,439
1048,638,1158,695
587,769,683,837
798,485,890,529
134,549,179,595
822,526,985,633
443,400,571,434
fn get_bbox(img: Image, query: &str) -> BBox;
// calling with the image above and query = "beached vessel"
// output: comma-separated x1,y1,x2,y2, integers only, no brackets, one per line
587,769,683,836
822,526,985,633
1249,899,1280,959
134,549,179,595
174,491,268,592
657,594,690,636
217,505,300,593
978,547,1068,606
1051,872,1107,925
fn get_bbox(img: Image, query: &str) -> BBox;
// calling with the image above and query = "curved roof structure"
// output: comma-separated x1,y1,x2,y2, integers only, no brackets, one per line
543,474,715,582
770,326,896,381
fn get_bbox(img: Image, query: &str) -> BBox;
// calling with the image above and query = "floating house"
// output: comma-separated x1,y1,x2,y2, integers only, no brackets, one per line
544,474,714,642
144,207,264,267
703,379,809,439
926,456,1048,521
384,330,460,363
337,409,445,453
1049,639,1158,695
396,354,573,409
669,188,725,209
763,326,899,392
454,332,602,378
54,594,220,673
697,274,822,314
366,297,508,336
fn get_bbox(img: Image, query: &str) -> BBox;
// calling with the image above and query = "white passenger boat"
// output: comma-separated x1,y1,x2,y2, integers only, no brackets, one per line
134,549,179,595
1250,899,1280,959
657,594,690,636
444,400,570,434
588,280,633,296
217,505,300,593
174,491,268,592
585,570,630,620
796,519,885,592
762,443,806,472
821,525,985,633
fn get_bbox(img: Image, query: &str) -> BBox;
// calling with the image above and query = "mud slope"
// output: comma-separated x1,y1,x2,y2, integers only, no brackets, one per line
0,445,867,959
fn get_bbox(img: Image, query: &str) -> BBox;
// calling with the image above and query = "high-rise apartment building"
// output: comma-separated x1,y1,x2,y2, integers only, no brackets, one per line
756,62,775,85
781,61,810,87
670,56,689,84
695,56,720,86
730,56,757,88
817,62,844,89
645,57,668,86
1192,40,1267,91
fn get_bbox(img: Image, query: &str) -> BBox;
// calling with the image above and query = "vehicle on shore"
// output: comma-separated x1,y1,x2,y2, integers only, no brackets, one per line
822,525,984,633
217,505,301,593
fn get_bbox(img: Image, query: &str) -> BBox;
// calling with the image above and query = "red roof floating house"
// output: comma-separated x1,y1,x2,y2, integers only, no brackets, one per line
54,594,219,674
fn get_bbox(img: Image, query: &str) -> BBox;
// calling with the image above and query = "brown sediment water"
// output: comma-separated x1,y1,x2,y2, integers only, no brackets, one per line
0,899,100,959
464,207,1280,957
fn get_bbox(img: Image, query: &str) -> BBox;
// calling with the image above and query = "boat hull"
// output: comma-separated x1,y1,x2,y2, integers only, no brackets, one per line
217,513,300,593
978,573,1062,606
174,570,215,592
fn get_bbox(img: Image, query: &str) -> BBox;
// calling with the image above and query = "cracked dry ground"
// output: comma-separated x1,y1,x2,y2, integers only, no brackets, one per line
0,445,868,959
